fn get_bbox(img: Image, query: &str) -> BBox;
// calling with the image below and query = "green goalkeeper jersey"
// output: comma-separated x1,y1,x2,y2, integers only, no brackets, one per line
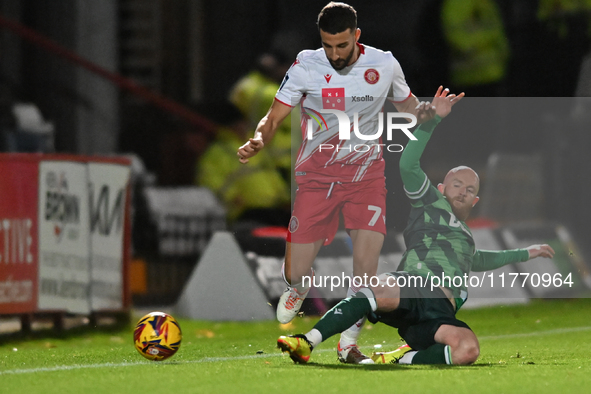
398,116,529,310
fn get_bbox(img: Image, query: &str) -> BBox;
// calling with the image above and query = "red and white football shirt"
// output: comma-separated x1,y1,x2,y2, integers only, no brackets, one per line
275,43,412,184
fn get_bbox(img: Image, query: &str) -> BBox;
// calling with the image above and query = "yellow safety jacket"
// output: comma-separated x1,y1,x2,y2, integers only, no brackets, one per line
196,128,290,221
229,70,293,174
538,0,591,37
442,0,509,87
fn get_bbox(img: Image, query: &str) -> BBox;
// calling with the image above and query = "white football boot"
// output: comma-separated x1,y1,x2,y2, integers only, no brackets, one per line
336,313,371,364
276,285,311,324
337,342,374,364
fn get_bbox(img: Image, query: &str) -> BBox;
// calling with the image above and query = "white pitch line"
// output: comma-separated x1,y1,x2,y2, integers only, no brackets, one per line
1,325,590,375
0,353,296,375
478,325,591,341
0,361,149,375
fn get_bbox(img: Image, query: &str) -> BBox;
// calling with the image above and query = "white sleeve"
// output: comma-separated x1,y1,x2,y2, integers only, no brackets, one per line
275,53,309,107
390,55,412,103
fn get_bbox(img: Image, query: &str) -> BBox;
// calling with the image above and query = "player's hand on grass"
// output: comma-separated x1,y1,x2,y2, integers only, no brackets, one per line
526,244,555,260
237,131,264,163
432,86,464,118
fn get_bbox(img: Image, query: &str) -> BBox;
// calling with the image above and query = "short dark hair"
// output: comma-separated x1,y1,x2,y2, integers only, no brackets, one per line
317,2,357,34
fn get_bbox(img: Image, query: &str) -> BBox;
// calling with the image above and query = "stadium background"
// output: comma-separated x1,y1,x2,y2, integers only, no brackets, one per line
0,0,590,311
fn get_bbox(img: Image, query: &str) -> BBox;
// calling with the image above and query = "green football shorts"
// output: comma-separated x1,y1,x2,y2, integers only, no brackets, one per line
368,272,471,350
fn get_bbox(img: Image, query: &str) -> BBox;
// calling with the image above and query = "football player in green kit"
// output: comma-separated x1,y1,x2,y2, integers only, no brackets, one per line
277,86,555,365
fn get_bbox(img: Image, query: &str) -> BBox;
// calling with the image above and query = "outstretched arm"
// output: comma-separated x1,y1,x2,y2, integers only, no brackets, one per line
393,94,433,125
393,86,464,124
471,244,555,272
399,87,464,193
237,99,292,164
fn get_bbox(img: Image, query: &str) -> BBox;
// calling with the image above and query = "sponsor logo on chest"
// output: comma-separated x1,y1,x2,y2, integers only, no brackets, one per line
352,95,373,102
322,87,345,110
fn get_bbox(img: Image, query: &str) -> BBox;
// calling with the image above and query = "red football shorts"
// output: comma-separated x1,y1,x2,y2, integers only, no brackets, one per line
287,177,387,245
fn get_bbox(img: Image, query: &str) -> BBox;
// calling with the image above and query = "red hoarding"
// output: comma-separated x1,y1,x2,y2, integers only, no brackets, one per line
0,155,39,314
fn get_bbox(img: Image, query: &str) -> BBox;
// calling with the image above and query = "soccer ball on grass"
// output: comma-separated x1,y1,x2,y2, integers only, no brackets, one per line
134,312,182,361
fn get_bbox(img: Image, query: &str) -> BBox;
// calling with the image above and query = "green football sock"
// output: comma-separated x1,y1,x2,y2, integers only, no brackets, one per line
313,289,376,342
411,344,452,364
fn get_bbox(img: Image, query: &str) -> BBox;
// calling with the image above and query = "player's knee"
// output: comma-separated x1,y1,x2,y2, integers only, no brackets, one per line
462,343,480,365
372,274,400,311
368,273,387,295
452,341,479,365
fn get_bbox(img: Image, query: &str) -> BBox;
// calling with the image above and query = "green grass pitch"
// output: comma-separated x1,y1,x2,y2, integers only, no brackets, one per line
1,298,590,394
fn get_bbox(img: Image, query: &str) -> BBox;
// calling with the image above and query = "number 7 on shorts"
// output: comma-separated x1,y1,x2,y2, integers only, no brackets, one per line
368,205,382,226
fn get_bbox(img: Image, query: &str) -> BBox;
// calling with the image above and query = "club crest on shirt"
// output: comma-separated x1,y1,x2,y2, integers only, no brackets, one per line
364,68,379,84
289,216,299,233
